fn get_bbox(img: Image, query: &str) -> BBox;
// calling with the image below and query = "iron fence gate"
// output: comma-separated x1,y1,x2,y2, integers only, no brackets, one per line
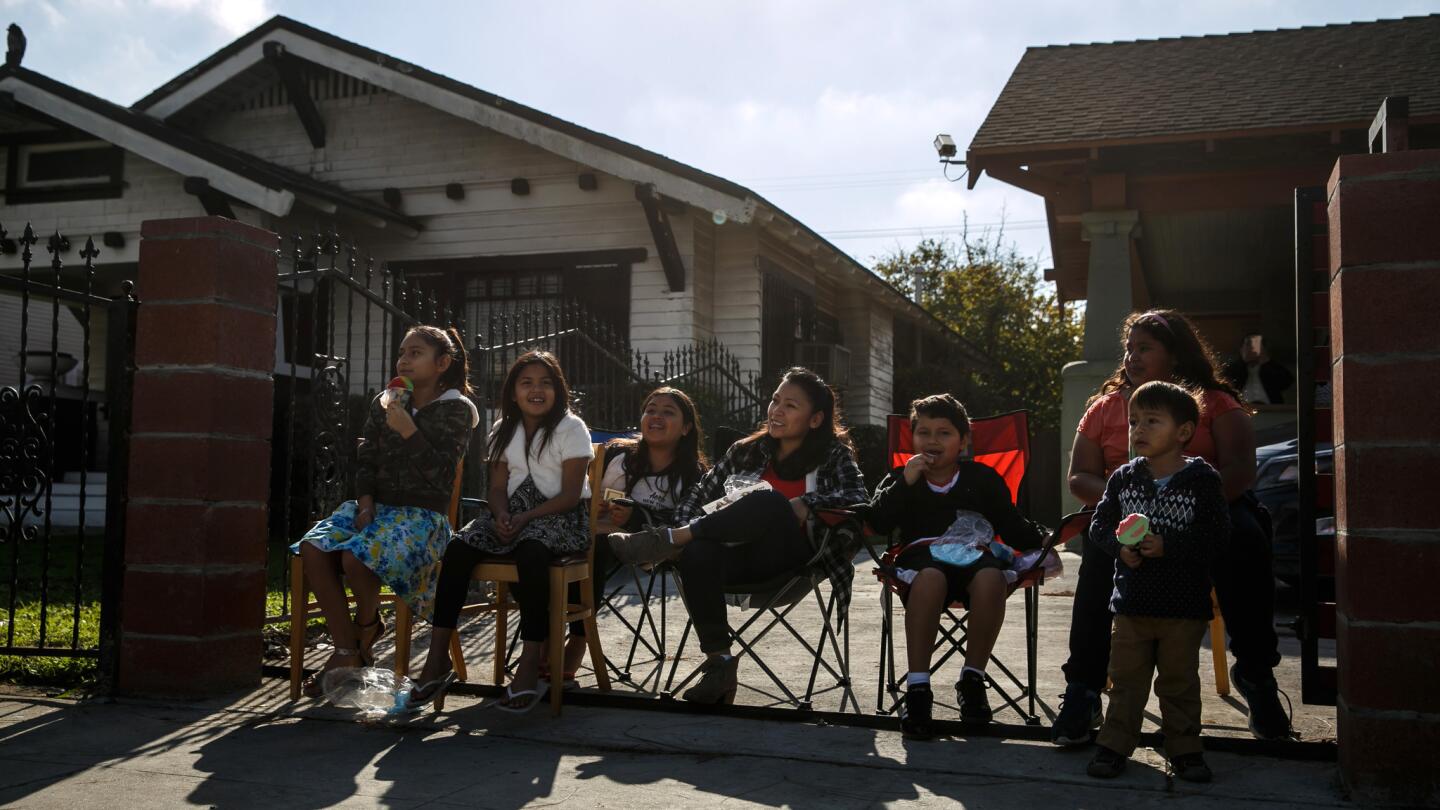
0,223,138,676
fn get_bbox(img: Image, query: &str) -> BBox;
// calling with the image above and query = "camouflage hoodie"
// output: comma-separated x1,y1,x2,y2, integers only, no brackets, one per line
353,388,480,514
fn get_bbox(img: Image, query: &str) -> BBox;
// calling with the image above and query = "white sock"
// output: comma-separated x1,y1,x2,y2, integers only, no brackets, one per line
962,665,986,680
906,671,931,688
664,527,676,545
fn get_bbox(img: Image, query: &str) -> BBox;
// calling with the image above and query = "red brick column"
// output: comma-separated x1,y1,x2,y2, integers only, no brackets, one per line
1327,149,1440,806
118,217,278,698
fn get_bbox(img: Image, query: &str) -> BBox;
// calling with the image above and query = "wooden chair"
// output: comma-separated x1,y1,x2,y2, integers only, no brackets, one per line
399,444,611,716
288,462,464,701
1209,588,1230,696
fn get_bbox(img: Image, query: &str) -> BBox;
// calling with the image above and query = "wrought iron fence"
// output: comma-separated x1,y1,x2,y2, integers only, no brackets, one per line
268,231,767,618
0,223,137,669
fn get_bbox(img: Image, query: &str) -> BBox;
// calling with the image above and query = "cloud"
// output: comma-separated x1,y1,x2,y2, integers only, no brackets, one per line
147,0,269,34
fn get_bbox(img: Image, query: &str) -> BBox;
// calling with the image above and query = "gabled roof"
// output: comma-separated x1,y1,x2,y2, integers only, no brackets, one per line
0,66,421,232
969,14,1440,156
133,15,992,368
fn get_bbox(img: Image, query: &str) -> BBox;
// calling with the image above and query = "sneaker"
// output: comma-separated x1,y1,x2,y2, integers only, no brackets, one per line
900,684,935,740
1171,752,1213,783
1230,664,1293,741
956,670,993,723
1086,746,1127,779
1051,683,1102,746
608,528,680,567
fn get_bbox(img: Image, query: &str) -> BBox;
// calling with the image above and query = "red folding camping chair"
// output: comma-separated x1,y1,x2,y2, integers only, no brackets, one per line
868,410,1091,724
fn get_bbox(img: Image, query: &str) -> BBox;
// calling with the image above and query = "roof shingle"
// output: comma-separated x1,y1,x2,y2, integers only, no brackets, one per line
969,15,1440,153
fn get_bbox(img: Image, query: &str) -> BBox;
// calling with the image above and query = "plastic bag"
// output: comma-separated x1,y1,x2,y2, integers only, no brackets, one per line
1004,548,1064,586
322,667,415,720
928,510,1016,569
702,474,772,515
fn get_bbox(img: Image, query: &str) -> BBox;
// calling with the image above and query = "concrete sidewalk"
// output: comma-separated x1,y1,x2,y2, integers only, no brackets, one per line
282,548,1336,741
0,690,1348,809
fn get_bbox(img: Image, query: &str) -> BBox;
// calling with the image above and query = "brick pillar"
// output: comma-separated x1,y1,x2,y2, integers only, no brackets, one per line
1327,149,1440,806
118,217,278,698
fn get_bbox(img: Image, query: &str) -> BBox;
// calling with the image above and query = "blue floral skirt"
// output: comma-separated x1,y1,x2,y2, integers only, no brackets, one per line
291,500,451,617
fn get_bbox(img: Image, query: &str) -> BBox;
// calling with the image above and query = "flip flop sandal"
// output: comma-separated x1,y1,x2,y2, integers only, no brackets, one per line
538,672,580,691
397,670,458,714
495,685,543,714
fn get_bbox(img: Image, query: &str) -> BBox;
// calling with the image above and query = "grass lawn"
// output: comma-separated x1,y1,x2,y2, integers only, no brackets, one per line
1,534,302,691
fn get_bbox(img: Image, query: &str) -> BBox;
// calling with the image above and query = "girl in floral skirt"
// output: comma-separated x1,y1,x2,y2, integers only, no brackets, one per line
292,325,479,698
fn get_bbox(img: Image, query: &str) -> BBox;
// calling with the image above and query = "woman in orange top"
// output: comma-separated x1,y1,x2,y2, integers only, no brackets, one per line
1050,310,1293,746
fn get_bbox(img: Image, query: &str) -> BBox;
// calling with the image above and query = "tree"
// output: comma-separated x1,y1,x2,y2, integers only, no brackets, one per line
874,230,1082,432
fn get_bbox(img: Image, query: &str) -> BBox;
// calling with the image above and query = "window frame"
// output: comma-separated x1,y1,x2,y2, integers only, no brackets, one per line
4,135,125,204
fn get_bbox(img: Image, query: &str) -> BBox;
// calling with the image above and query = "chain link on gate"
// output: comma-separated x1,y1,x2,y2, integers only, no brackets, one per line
0,222,137,679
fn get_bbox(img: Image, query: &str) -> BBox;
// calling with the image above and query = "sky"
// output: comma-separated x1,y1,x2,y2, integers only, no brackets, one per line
5,0,1437,272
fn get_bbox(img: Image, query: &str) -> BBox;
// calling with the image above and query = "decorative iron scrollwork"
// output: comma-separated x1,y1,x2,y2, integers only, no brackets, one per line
308,359,349,519
0,383,49,545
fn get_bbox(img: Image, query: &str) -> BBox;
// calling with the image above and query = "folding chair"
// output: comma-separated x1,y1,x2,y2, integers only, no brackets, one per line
869,411,1087,725
394,444,611,716
661,506,865,713
287,461,464,700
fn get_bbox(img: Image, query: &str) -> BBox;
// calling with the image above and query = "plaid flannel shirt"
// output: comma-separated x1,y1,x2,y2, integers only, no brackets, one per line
673,437,868,623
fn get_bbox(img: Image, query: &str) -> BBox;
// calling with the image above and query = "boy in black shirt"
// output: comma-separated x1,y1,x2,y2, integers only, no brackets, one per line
869,394,1042,738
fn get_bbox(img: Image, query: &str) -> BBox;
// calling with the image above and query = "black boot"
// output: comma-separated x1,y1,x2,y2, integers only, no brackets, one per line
1231,664,1293,740
682,655,738,704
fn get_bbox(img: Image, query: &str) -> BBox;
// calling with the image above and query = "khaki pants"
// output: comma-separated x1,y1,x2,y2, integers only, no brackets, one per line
1096,615,1208,758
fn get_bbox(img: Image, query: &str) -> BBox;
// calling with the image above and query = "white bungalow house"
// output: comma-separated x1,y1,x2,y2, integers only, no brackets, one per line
0,14,986,463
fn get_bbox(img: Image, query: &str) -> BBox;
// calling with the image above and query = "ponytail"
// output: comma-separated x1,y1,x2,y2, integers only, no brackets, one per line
405,324,474,397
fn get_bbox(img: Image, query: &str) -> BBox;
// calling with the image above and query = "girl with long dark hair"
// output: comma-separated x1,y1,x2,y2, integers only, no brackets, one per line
547,387,709,686
407,351,594,714
293,325,478,698
609,367,866,703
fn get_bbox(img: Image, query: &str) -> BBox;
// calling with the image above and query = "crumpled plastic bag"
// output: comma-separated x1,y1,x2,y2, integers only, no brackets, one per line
928,510,1016,569
703,473,772,515
322,667,415,720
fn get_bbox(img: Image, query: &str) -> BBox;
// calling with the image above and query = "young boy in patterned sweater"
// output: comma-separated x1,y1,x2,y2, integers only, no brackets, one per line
1086,381,1230,783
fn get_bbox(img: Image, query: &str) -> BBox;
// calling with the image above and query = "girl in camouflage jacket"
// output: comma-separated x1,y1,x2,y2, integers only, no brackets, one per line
293,326,478,698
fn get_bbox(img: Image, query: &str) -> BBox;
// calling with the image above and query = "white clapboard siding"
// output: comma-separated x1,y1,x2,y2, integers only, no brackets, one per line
0,294,90,390
691,216,717,339
839,288,896,425
0,151,204,270
711,223,761,376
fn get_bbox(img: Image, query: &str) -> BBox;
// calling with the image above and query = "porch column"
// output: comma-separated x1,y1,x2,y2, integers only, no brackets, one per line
118,216,278,698
1328,149,1440,806
1058,210,1140,513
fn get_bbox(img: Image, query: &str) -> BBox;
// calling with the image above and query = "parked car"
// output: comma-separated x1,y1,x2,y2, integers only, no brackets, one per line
1253,438,1333,586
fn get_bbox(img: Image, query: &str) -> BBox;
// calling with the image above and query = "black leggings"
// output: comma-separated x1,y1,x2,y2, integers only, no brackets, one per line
675,490,814,654
431,539,560,643
1061,495,1282,692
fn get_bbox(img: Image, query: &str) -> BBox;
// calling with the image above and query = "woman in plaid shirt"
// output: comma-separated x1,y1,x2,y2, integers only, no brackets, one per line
609,367,866,703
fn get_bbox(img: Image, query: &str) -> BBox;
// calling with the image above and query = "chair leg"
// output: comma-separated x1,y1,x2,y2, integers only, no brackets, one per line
449,631,467,682
289,556,307,701
394,600,412,679
584,616,610,692
1210,588,1229,696
493,582,508,686
549,566,567,717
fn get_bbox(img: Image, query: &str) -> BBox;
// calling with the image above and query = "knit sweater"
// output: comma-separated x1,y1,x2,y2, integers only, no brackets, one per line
868,461,1042,552
1090,456,1230,621
353,388,479,514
